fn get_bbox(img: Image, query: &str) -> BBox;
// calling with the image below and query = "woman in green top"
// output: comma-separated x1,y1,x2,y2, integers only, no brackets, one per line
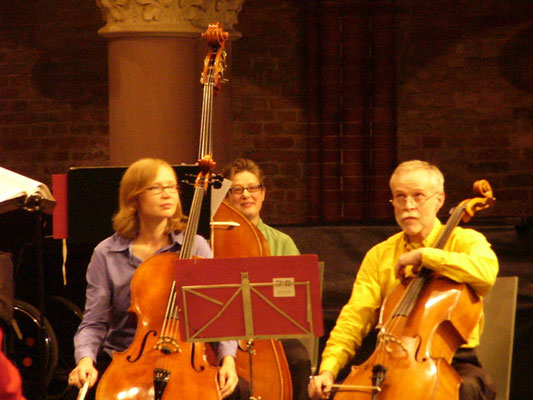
223,158,311,400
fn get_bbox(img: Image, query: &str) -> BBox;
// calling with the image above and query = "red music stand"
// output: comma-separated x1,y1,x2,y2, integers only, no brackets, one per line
173,254,323,399
174,254,323,342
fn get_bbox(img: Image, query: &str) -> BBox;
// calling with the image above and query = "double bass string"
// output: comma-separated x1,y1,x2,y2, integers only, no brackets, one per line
199,60,216,159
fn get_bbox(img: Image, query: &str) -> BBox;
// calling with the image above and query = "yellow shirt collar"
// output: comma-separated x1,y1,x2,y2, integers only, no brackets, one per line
402,218,443,251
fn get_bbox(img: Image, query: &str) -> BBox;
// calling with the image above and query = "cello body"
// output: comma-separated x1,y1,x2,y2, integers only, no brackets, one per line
212,201,293,400
334,274,482,400
96,253,221,400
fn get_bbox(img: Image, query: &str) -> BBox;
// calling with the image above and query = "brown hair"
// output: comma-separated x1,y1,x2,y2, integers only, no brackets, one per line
112,158,186,239
222,158,265,186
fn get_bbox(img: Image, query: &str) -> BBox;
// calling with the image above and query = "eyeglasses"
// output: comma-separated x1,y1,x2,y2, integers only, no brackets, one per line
390,192,440,208
145,184,179,195
228,184,263,195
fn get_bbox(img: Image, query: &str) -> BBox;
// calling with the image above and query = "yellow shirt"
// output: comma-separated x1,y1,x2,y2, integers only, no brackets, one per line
319,219,498,378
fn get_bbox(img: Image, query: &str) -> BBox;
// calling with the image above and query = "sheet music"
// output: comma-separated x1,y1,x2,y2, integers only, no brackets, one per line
210,178,232,219
0,167,55,214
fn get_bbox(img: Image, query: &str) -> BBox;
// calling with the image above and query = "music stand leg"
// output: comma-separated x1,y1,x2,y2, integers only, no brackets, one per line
33,207,47,400
245,340,259,400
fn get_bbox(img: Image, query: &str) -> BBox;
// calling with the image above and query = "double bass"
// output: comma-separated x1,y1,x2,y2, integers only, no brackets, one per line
200,23,293,400
330,180,495,399
212,200,293,400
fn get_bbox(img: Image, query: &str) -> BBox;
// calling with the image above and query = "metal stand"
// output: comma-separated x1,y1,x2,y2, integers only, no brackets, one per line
22,195,48,400
175,255,324,400
242,340,258,400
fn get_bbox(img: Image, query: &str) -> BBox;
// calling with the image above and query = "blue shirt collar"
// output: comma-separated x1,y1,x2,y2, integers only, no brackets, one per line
109,231,184,253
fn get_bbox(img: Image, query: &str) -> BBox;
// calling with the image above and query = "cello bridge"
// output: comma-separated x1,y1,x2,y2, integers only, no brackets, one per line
155,336,182,354
379,332,407,354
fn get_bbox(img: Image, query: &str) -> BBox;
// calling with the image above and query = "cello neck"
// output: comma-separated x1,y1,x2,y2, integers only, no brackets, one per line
387,180,495,321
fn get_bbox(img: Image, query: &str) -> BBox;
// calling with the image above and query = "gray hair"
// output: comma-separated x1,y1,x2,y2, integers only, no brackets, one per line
389,160,444,192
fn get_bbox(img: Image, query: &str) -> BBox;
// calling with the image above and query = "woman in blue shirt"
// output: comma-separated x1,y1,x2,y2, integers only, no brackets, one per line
68,158,243,399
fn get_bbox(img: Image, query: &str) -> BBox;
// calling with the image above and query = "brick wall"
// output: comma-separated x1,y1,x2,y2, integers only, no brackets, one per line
396,0,533,218
0,1,108,185
230,1,309,224
0,0,531,224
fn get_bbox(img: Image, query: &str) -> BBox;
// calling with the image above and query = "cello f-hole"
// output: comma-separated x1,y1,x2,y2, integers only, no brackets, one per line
126,330,157,363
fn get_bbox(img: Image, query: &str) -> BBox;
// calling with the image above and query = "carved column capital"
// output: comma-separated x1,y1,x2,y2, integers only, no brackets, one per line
96,0,244,39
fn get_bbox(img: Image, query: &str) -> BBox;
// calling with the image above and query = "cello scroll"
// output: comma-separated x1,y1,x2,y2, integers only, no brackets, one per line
457,179,495,223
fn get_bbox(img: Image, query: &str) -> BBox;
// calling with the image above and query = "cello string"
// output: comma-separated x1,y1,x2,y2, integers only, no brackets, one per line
381,205,466,336
181,186,205,259
155,283,177,373
384,203,467,334
159,281,176,345
378,203,476,362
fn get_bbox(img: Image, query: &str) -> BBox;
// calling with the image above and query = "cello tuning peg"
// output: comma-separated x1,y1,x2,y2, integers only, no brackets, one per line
179,175,196,187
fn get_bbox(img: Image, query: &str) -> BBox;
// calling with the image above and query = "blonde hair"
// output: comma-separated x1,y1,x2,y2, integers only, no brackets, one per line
222,158,265,185
390,160,445,192
112,158,186,239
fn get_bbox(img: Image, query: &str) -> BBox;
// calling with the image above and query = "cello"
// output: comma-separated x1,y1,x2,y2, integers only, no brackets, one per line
95,24,233,400
330,180,495,399
95,156,222,400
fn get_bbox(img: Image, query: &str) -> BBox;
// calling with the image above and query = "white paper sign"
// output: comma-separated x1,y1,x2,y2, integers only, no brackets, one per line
273,277,295,297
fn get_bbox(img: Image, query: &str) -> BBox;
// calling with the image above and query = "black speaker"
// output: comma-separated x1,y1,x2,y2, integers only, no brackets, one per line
66,165,211,244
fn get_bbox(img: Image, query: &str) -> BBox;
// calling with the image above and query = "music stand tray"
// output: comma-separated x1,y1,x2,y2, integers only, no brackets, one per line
174,255,323,342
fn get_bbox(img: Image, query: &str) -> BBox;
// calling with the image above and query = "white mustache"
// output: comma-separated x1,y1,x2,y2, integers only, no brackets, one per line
400,212,419,220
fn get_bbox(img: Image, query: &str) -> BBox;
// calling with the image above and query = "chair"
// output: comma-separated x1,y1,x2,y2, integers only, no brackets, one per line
476,276,518,400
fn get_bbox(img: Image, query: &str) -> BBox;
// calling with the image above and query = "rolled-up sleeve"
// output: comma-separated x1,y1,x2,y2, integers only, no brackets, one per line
210,341,238,364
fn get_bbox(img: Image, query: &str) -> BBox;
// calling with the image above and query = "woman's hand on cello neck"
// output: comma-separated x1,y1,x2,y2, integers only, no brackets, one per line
308,370,334,399
217,355,239,399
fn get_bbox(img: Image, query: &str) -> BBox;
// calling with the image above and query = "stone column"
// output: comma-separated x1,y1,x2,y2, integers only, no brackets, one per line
95,0,244,166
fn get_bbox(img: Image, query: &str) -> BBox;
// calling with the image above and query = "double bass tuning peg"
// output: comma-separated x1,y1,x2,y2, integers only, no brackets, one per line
210,174,224,189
